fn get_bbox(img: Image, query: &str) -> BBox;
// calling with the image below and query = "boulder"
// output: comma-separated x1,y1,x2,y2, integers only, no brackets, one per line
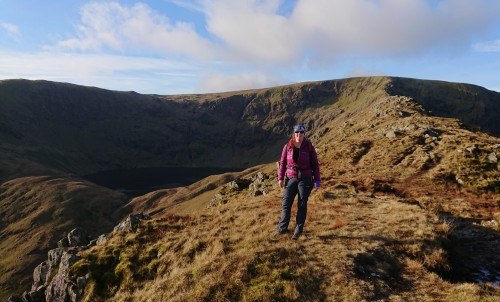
423,128,442,138
465,146,479,154
96,234,109,246
114,213,151,233
45,252,82,302
487,152,497,163
31,261,48,291
385,130,399,138
47,248,64,280
67,228,90,247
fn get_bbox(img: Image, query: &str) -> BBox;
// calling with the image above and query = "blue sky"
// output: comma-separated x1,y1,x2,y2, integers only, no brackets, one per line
1,0,499,94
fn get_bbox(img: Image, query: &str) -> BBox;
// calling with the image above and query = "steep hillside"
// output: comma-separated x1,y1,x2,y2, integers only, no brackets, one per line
1,77,499,300
389,77,500,136
47,171,499,301
2,76,498,179
0,176,128,298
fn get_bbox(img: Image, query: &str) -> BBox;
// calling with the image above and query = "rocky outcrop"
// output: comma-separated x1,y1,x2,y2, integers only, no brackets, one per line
44,252,85,302
209,172,275,207
9,230,90,302
11,213,152,302
248,172,273,196
31,248,63,292
113,213,151,233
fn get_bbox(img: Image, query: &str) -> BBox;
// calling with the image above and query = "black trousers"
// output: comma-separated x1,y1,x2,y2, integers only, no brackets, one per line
277,177,313,233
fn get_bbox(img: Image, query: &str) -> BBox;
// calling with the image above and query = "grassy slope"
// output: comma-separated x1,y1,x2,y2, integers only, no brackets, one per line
0,176,128,298
1,76,499,300
72,176,499,301
69,79,499,301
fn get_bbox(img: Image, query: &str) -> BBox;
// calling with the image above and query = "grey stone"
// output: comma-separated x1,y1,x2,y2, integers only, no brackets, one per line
385,130,398,138
45,251,81,302
96,234,109,246
31,261,48,291
487,152,497,163
423,128,442,138
67,228,90,247
465,146,479,153
114,213,150,233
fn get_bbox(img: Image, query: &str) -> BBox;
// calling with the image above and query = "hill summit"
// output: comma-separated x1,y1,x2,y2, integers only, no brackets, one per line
0,76,499,301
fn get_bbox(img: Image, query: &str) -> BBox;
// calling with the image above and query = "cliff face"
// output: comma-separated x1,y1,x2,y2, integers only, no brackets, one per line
1,77,499,300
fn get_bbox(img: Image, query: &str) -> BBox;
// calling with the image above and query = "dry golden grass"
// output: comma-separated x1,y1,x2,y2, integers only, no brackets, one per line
69,179,499,301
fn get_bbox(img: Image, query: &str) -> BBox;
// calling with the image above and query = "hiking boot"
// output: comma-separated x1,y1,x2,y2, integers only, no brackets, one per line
291,229,302,240
271,230,287,238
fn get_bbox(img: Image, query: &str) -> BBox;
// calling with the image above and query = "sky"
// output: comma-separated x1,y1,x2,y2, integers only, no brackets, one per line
1,0,500,95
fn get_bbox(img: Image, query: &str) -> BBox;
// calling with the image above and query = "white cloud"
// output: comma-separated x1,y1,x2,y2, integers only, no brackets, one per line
50,0,500,66
0,22,20,38
198,71,290,93
52,2,216,60
473,39,500,52
205,0,301,64
203,0,499,65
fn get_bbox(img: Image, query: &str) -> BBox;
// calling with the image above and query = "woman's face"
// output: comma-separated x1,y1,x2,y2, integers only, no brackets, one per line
294,131,304,144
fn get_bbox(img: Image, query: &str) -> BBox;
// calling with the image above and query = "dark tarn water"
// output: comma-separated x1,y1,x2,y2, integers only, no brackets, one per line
83,167,242,198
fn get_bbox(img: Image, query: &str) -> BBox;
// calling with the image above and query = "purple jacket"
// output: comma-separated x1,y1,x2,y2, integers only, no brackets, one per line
278,138,320,181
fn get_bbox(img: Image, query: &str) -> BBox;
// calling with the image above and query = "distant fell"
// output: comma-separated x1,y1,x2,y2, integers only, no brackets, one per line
0,76,498,179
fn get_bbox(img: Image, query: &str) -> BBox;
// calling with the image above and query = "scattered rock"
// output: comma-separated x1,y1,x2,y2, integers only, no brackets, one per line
114,213,151,233
67,228,90,247
423,128,442,138
385,130,400,138
19,247,65,302
465,146,479,154
397,110,411,117
487,152,497,163
209,172,274,207
31,261,49,291
480,220,498,228
45,251,84,302
96,234,109,246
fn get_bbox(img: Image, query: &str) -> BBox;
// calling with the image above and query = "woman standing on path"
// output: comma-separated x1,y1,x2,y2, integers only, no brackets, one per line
276,125,321,240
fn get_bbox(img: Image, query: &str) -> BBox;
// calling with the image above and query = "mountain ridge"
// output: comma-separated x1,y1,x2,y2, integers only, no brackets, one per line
0,76,498,300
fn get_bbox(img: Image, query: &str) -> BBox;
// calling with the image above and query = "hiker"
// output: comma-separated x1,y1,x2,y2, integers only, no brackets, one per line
275,125,320,239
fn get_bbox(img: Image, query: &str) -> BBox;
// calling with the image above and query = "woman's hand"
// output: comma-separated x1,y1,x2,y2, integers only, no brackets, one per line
278,180,284,188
